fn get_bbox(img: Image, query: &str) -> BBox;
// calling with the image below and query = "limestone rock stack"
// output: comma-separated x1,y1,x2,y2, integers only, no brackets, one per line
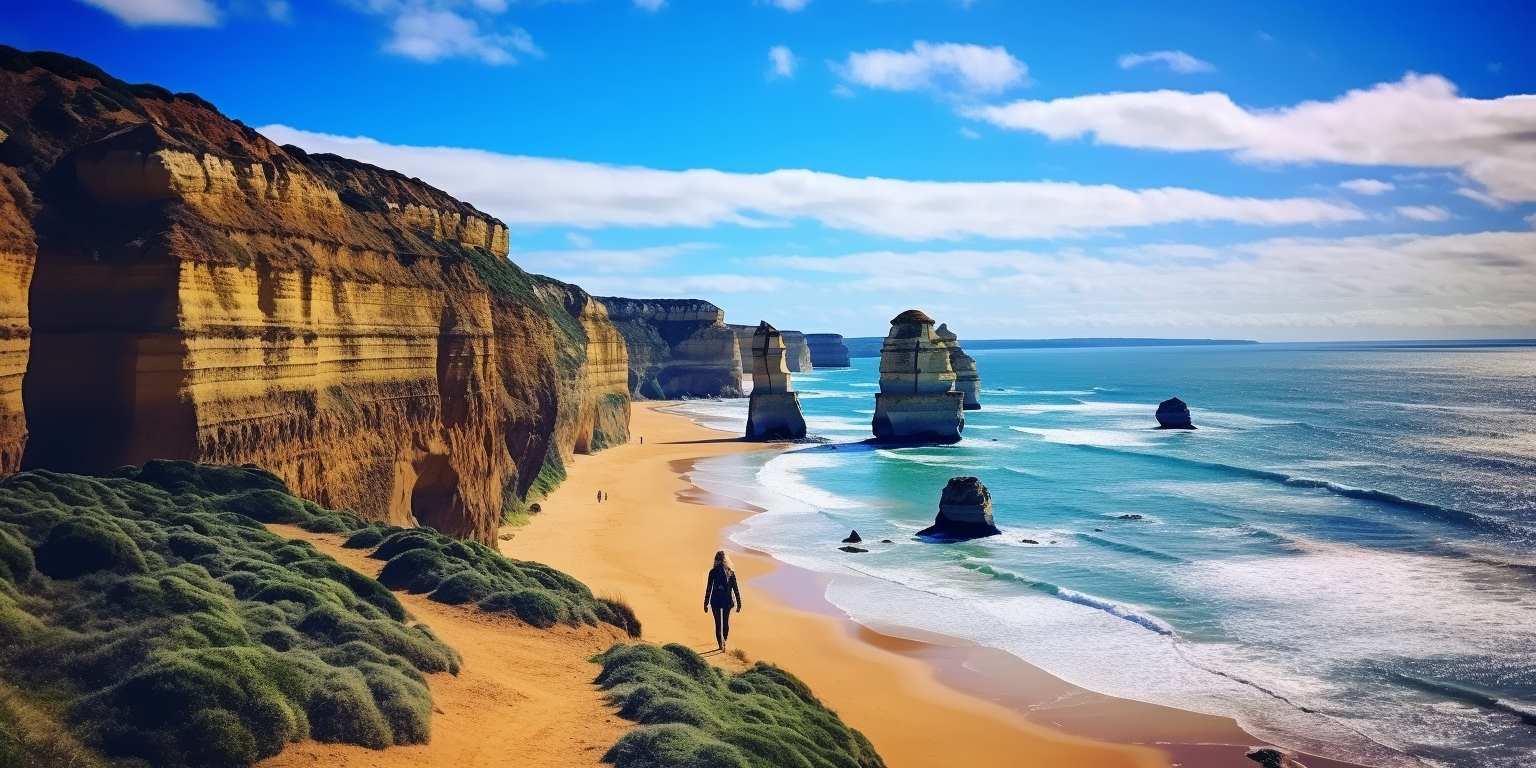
916,477,1001,540
600,298,742,399
871,310,964,443
744,322,807,441
805,333,851,368
934,323,981,410
779,330,813,372
0,47,632,543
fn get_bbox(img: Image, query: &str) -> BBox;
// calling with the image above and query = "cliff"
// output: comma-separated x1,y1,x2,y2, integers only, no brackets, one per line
600,297,742,399
779,329,813,372
806,333,850,368
934,323,981,410
0,47,629,543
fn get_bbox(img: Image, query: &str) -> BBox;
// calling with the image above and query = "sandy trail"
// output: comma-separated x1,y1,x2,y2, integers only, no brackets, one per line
258,526,629,768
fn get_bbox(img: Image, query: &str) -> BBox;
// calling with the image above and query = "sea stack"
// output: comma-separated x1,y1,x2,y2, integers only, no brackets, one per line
744,322,807,441
917,477,1001,540
871,310,963,443
934,323,981,411
780,330,813,372
806,333,851,368
1156,397,1196,429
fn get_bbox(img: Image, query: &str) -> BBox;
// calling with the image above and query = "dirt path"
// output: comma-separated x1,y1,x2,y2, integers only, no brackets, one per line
257,526,630,768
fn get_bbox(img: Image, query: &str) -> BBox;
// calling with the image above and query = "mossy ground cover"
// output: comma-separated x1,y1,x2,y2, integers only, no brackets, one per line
594,643,885,768
350,525,642,638
0,461,459,768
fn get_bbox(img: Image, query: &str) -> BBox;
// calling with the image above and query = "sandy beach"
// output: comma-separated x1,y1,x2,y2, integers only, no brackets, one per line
504,401,1359,768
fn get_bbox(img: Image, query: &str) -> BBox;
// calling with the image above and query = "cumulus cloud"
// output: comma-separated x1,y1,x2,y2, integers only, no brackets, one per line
1395,204,1451,222
1339,178,1394,195
964,73,1536,203
753,231,1536,335
838,41,1028,94
1117,50,1214,74
78,0,219,26
383,8,540,64
261,124,1363,240
512,242,715,274
768,45,797,79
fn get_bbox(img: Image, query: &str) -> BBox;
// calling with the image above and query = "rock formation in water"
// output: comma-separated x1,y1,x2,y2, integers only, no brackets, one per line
805,333,851,368
779,330,813,372
934,323,981,410
917,477,1000,540
602,298,742,399
1246,747,1309,768
871,309,963,443
1156,397,1196,429
744,322,807,440
0,47,631,543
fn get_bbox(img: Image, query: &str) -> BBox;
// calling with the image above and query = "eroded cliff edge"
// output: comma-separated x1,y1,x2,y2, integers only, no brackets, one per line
0,47,629,543
600,297,742,399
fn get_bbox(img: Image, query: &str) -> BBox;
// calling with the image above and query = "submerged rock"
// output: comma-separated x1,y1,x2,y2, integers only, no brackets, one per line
1246,747,1309,768
1155,396,1196,429
842,530,862,543
838,545,868,553
934,323,982,411
871,310,964,444
1117,514,1144,521
917,477,1001,540
744,322,808,441
1020,538,1039,545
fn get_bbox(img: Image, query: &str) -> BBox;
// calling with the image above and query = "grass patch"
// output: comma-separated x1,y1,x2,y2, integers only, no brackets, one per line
594,643,885,768
357,527,640,637
0,461,460,768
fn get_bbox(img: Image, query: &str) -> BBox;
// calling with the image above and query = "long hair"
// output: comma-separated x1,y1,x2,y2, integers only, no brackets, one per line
712,550,732,574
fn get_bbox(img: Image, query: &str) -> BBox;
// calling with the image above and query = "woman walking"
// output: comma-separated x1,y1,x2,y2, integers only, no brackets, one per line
703,550,741,651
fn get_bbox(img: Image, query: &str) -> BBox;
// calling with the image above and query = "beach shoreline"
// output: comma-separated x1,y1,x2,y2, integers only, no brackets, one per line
503,401,1365,768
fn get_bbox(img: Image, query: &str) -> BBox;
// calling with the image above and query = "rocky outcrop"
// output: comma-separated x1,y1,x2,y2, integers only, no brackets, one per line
917,476,1000,540
1156,397,1196,429
871,309,963,443
744,322,807,440
1246,747,1309,768
0,47,630,543
934,323,981,410
806,333,850,368
780,330,813,372
602,298,742,399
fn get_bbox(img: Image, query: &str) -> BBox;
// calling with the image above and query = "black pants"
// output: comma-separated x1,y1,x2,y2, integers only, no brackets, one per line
711,605,732,648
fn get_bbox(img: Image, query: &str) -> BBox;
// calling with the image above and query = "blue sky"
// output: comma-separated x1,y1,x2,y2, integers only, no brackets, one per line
7,0,1536,340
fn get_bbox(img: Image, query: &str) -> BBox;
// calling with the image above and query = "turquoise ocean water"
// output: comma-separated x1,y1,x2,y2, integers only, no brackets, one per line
670,343,1536,768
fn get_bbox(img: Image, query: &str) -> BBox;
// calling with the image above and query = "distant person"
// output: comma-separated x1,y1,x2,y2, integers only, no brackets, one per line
703,550,742,651
639,436,644,445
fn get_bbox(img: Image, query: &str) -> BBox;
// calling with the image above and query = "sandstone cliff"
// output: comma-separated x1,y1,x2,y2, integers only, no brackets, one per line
601,297,742,399
0,47,628,543
779,330,813,372
805,333,850,368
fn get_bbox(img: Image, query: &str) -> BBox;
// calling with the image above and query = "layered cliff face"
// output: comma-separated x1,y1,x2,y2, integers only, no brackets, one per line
872,309,963,444
0,47,628,543
934,323,981,410
0,165,31,473
601,297,742,399
805,333,850,368
779,330,813,372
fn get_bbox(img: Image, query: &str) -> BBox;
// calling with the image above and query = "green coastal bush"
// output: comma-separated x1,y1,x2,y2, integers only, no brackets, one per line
594,643,885,768
360,527,642,637
0,461,460,768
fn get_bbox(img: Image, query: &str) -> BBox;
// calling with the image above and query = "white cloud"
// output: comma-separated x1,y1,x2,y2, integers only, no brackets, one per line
261,124,1364,241
633,0,665,11
960,127,981,140
964,73,1536,204
78,0,218,26
753,231,1536,335
1395,205,1451,222
1453,186,1507,209
839,41,1028,95
763,0,809,10
514,243,715,274
768,45,797,79
384,9,540,65
1338,178,1394,195
1117,50,1214,74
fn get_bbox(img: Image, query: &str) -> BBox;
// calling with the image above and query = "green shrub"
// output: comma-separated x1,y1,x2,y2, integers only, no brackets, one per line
478,588,563,628
595,643,884,768
596,596,643,639
343,528,387,549
0,466,460,768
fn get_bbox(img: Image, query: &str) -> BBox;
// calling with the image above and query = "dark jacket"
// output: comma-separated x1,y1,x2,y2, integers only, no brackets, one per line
704,564,741,609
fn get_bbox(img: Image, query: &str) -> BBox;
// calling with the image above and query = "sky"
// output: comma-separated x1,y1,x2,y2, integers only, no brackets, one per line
6,0,1536,341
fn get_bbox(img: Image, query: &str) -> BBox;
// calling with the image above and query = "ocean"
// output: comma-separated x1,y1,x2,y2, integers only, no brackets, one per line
669,342,1536,768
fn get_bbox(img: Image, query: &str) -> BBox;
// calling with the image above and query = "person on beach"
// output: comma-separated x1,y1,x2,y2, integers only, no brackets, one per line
703,550,742,651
